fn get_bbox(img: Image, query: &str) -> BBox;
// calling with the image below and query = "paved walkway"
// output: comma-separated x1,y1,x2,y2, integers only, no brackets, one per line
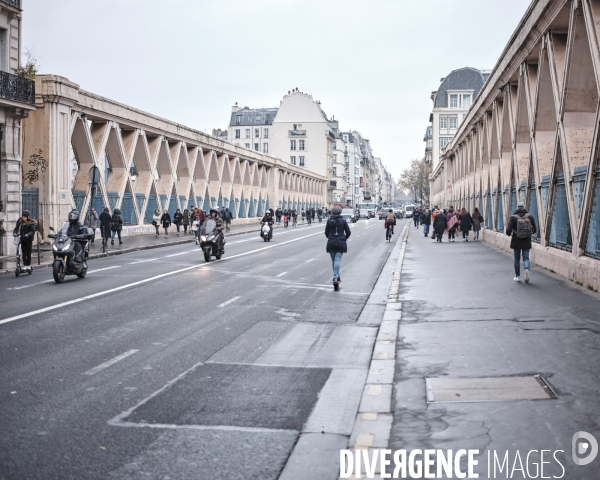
389,223,600,479
0,220,308,274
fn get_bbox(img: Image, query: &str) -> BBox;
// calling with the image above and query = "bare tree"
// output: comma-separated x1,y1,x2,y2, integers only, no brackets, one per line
396,158,431,204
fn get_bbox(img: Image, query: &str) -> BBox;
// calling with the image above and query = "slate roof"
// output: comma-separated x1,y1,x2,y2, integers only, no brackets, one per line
433,67,487,108
423,126,432,140
230,108,278,127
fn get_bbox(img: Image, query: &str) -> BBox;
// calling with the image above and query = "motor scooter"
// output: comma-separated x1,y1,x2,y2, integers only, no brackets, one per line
260,222,273,242
48,223,94,283
199,219,224,262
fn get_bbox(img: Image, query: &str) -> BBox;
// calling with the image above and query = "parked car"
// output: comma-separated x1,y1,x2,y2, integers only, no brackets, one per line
341,208,358,223
404,204,415,218
377,209,386,220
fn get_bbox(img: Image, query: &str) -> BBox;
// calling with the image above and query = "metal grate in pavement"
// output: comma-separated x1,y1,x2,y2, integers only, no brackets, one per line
425,374,557,404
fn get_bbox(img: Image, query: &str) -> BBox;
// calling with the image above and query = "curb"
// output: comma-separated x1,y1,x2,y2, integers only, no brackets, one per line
0,222,298,276
344,223,409,479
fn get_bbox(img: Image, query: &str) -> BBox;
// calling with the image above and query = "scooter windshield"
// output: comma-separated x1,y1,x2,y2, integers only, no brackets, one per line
59,223,70,237
203,219,216,234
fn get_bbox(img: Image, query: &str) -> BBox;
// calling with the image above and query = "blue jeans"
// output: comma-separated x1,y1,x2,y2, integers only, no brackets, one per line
111,230,122,243
330,252,343,279
513,248,530,277
423,224,429,235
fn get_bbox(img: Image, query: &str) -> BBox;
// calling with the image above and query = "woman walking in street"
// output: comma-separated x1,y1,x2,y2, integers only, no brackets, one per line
161,209,171,238
446,207,458,242
152,209,161,237
182,208,190,234
100,207,112,246
458,207,473,242
324,206,351,290
110,208,123,245
472,207,483,240
433,209,447,242
173,208,183,236
421,207,432,237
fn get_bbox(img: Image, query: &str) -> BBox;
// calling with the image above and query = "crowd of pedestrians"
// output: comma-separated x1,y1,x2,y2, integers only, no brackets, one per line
409,201,537,283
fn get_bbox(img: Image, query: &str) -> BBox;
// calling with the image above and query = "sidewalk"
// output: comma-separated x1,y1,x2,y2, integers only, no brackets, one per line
0,221,300,274
387,226,600,479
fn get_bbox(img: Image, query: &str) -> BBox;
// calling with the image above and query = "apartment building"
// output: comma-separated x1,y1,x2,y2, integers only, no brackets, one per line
228,104,277,154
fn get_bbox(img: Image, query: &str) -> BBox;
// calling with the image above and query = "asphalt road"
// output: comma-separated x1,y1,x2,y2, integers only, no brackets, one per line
0,217,401,479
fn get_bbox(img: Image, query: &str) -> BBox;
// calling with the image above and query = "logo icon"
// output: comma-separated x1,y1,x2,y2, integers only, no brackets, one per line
572,432,598,466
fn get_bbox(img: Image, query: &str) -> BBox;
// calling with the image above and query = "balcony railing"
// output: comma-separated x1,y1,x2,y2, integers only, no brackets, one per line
1,0,21,9
0,71,35,105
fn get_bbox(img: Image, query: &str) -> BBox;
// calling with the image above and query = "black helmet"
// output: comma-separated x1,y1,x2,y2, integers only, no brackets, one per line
68,210,80,224
209,208,218,216
389,209,393,212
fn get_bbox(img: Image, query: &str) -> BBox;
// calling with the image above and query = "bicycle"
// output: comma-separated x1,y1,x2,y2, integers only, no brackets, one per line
292,216,297,228
385,223,394,242
283,216,289,228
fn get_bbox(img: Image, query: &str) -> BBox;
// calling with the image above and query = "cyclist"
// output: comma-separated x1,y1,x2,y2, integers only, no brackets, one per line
291,209,298,227
385,209,396,240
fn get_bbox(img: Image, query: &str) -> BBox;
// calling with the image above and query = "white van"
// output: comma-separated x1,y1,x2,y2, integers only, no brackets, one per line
404,204,415,218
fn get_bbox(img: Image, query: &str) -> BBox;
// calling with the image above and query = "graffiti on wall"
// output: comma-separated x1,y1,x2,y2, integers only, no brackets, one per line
24,149,47,183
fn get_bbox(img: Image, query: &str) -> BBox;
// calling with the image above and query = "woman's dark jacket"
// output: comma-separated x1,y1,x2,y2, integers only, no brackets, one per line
161,213,172,229
459,213,473,232
505,208,537,250
421,211,432,225
324,215,351,253
173,211,183,225
111,208,123,232
13,218,37,243
99,211,112,236
433,213,447,234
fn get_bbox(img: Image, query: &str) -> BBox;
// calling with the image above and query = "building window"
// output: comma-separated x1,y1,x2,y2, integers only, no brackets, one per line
290,140,296,150
462,94,471,108
290,156,296,165
236,115,242,125
255,128,259,138
333,167,337,176
254,143,259,151
245,129,250,138
235,129,240,139
256,114,262,121
439,117,447,129
440,137,449,148
245,143,250,148
299,156,305,167
264,128,269,138
299,140,305,151
449,117,457,129
263,143,268,154
449,94,458,108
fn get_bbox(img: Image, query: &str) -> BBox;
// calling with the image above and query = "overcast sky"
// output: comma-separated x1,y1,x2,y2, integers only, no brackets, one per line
25,0,531,179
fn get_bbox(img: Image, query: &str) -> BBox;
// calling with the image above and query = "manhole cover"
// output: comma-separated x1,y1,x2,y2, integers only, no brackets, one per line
425,375,557,404
122,364,331,431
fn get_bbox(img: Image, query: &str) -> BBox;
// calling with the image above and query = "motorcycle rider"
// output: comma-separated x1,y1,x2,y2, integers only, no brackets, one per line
385,209,396,235
203,208,225,250
66,210,88,270
261,211,274,239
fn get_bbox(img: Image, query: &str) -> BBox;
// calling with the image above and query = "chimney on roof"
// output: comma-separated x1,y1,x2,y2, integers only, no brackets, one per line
244,106,249,109
232,102,240,113
288,91,290,94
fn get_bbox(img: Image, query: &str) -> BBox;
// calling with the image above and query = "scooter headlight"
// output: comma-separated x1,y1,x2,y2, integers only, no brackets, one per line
200,235,207,242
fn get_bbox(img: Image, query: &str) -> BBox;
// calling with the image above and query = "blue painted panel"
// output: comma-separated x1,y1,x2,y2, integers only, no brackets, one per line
107,192,119,211
121,192,137,225
72,190,86,214
496,193,504,232
223,197,229,209
585,172,600,257
488,190,495,229
266,199,270,211
248,197,255,217
135,194,146,220
159,194,167,212
91,191,106,215
257,198,264,217
22,187,39,221
203,196,210,211
541,175,551,213
511,185,518,215
179,195,188,210
144,193,159,224
168,194,177,217
549,173,572,249
210,196,217,209
528,180,539,241
573,166,587,218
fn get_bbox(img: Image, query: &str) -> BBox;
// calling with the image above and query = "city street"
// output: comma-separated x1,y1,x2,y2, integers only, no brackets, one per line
0,219,399,479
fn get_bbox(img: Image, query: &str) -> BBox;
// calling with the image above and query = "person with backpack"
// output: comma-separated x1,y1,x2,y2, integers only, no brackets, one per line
325,206,351,289
505,202,537,283
110,208,123,245
458,208,473,241
472,207,483,240
445,207,458,242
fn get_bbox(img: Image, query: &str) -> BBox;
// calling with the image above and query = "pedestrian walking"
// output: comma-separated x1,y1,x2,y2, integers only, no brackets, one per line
173,208,183,235
182,208,190,234
413,208,420,228
110,208,123,245
276,208,282,224
161,209,172,238
422,207,431,237
13,210,36,271
430,207,439,239
458,208,473,241
505,202,537,283
301,209,306,223
223,208,232,232
152,209,161,237
472,207,483,240
84,207,99,244
446,207,458,242
325,205,351,289
432,209,447,242
99,207,112,246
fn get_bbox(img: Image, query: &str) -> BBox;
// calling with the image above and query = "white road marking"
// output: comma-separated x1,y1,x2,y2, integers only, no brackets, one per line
129,258,158,264
164,252,188,257
217,296,240,307
7,279,54,290
88,266,121,274
83,349,139,375
275,272,287,277
0,231,322,326
305,259,315,263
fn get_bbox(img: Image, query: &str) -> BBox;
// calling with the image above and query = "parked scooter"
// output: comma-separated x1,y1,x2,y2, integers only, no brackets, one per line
199,218,224,262
260,221,273,242
48,223,93,283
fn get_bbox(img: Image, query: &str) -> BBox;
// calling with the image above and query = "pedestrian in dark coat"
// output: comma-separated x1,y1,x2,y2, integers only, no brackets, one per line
458,208,473,241
432,211,447,242
276,208,282,223
173,209,183,235
505,202,537,283
161,209,171,238
84,207,99,244
99,207,112,246
324,206,351,284
182,209,190,234
472,207,483,240
110,207,123,245
13,211,37,269
421,208,432,237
